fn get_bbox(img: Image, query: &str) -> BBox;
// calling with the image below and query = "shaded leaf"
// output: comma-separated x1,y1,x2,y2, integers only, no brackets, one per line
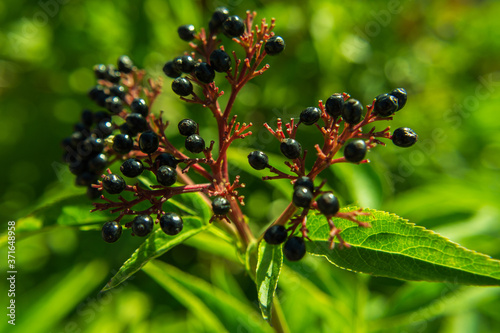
256,240,283,322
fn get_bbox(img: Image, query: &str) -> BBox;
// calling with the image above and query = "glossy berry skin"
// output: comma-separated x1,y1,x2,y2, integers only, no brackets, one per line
178,24,196,41
316,192,340,216
126,113,148,133
130,98,149,117
109,85,126,100
293,186,313,208
174,55,196,74
178,119,198,136
342,99,364,125
293,176,314,192
300,107,321,125
373,93,398,117
119,123,139,138
139,131,159,154
102,174,126,194
93,111,111,124
212,196,231,215
163,61,182,78
113,134,133,154
132,215,154,237
223,15,245,37
156,165,177,186
194,62,215,84
93,64,107,79
283,237,306,261
120,158,144,178
325,93,345,118
209,7,229,32
155,153,178,169
280,138,302,159
185,134,205,153
344,139,367,163
88,85,108,107
264,225,288,245
172,77,193,96
88,153,108,173
209,49,231,72
94,120,113,138
160,213,183,235
82,136,104,155
247,151,269,170
264,36,286,56
105,65,121,84
102,221,122,243
117,55,133,74
390,88,407,111
392,127,418,147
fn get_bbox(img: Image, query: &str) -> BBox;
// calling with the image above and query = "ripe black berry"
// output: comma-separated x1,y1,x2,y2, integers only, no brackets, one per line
264,36,286,56
178,119,198,136
174,55,196,73
300,107,321,125
194,62,215,84
117,55,133,74
139,131,159,154
283,237,306,261
126,113,148,133
82,136,104,155
293,176,314,192
316,192,340,216
293,186,313,208
160,213,183,235
102,174,126,194
390,88,407,111
247,151,269,170
93,64,107,80
280,138,302,159
178,24,196,41
172,77,193,96
113,134,133,154
132,215,154,237
119,123,138,138
373,93,398,117
93,111,111,124
156,165,177,186
120,158,144,178
212,196,231,215
163,61,182,78
130,98,149,117
102,221,122,243
209,7,230,32
81,109,94,127
344,139,367,163
109,85,126,100
185,134,205,153
264,225,288,245
223,15,245,37
155,153,178,168
209,49,231,72
341,99,363,125
325,93,344,118
88,153,108,173
392,127,418,147
94,120,114,138
105,65,121,84
88,85,108,107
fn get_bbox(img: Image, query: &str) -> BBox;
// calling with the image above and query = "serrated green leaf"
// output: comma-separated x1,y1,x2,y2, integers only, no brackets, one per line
256,241,283,322
102,216,209,291
306,207,500,286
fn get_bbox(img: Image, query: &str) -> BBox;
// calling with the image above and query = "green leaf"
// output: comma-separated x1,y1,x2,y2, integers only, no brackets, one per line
256,240,283,322
307,207,500,286
102,215,209,291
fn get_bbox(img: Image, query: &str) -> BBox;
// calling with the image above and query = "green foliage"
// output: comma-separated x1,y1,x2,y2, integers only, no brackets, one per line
256,241,283,322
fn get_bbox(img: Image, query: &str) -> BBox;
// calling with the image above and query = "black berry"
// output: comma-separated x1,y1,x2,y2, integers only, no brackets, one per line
93,64,107,80
344,139,367,163
93,110,111,124
163,61,182,78
264,225,288,245
82,136,104,155
172,77,193,96
325,93,345,118
105,96,123,114
102,174,126,194
293,186,313,208
212,196,231,215
113,134,133,154
390,88,407,111
156,165,177,186
178,119,198,136
223,15,245,37
94,120,114,138
264,36,286,56
248,151,269,170
185,134,205,153
88,153,108,173
194,62,215,84
87,184,101,200
132,215,154,237
341,99,363,125
392,127,418,148
75,172,98,187
139,131,159,154
209,49,231,72
130,98,149,117
174,55,196,74
88,85,108,107
209,7,230,32
283,237,306,261
155,153,178,169
178,24,196,41
109,85,126,100
81,109,94,127
119,123,139,138
293,176,314,192
117,55,133,74
160,213,183,235
280,138,302,159
373,93,398,117
126,113,148,133
300,107,321,125
316,192,340,216
105,65,121,84
120,158,144,178
102,221,122,243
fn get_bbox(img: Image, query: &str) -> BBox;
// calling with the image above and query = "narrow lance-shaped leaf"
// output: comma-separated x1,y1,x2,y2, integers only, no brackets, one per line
256,240,283,322
306,207,500,286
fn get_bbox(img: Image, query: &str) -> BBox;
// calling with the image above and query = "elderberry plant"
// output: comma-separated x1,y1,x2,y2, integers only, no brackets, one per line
60,7,500,328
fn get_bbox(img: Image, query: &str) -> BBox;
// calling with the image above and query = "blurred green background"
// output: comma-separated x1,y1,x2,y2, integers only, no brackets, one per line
1,0,500,332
